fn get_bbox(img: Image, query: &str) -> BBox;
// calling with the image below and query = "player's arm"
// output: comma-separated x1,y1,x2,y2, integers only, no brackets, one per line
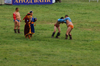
34,18,37,26
19,13,21,22
34,22,36,26
64,18,68,24
13,13,18,23
20,20,21,22
61,19,65,24
23,15,27,20
20,18,21,22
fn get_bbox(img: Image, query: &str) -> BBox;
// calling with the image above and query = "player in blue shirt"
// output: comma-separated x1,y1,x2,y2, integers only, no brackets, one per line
51,17,64,38
64,15,74,40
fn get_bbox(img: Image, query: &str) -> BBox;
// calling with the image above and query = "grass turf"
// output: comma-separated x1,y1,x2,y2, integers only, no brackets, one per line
0,0,100,66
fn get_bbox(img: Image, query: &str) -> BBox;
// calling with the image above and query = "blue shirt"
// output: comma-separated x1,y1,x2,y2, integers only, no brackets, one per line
64,17,72,22
31,17,37,22
31,18,35,22
58,19,65,22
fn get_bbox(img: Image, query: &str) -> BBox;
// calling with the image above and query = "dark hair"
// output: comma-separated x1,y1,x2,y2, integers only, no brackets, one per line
60,17,64,19
15,7,18,10
27,13,31,15
30,11,33,13
65,15,68,17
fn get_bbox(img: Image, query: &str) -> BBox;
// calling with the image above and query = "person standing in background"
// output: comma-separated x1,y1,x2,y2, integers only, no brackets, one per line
13,7,21,33
55,0,61,3
24,13,32,39
29,11,37,37
0,0,4,5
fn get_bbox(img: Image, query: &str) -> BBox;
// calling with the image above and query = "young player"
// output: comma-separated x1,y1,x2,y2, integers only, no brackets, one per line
64,15,74,40
51,17,64,38
13,7,21,33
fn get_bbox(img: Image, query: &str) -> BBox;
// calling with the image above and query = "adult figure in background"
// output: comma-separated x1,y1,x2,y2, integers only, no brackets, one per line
29,11,37,37
55,0,61,3
0,0,4,5
24,13,32,39
64,15,74,40
13,7,21,33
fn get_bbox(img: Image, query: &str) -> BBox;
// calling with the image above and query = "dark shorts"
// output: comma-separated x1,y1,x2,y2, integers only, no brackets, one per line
54,24,60,28
14,19,20,22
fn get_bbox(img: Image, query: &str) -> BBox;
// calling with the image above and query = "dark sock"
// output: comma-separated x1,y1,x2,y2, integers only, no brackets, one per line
14,29,16,33
18,29,20,33
59,0,61,3
69,35,72,40
52,32,55,37
65,34,68,39
55,0,57,3
30,34,32,37
56,32,60,38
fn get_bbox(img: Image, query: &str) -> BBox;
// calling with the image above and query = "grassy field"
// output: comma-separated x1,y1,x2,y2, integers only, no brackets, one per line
0,0,100,66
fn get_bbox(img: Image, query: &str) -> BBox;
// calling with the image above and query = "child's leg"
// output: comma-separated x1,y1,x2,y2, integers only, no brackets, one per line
17,22,20,33
65,27,71,39
51,26,56,37
56,27,61,38
69,29,72,40
14,21,18,33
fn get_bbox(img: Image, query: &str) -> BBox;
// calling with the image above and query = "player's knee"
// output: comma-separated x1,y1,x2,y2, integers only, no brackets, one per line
54,30,56,32
69,33,71,36
18,25,20,27
54,29,56,32
66,32,69,35
59,30,61,32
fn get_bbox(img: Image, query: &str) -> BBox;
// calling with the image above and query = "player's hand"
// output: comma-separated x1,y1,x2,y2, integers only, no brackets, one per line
15,20,18,23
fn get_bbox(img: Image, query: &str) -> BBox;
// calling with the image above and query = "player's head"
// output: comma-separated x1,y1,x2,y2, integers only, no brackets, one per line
60,17,64,19
30,11,33,15
65,15,68,17
15,7,19,12
27,13,31,18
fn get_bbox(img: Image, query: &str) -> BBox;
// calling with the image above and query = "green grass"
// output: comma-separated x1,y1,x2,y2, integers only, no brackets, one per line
0,1,100,66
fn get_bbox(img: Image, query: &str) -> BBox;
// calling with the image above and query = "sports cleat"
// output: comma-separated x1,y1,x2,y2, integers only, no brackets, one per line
65,34,68,39
14,29,17,33
18,29,20,33
51,36,54,38
69,35,72,40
